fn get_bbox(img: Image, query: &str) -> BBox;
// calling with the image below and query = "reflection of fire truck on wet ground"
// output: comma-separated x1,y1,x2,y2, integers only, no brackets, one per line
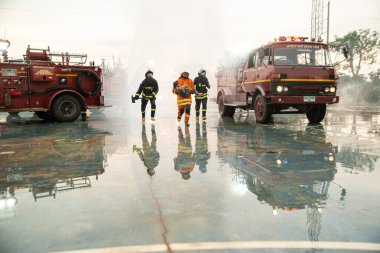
217,119,341,241
216,36,348,123
0,123,109,205
217,119,338,209
0,39,105,122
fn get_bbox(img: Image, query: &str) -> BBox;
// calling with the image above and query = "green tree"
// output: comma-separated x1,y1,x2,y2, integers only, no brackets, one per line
369,69,380,86
331,29,380,78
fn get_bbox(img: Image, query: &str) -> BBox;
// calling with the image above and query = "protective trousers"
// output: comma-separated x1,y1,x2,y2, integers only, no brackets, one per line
195,98,207,118
141,98,156,118
178,104,191,124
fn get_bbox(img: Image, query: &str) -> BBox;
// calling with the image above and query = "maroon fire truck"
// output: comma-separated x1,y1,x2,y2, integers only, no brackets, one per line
0,39,105,122
216,36,348,123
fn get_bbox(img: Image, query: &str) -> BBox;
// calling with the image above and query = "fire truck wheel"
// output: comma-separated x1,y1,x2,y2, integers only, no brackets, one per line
306,104,326,123
218,95,235,117
35,111,53,121
52,95,81,122
254,94,273,123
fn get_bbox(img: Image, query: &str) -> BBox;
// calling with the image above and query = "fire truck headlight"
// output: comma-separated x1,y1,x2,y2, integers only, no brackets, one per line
330,87,336,93
324,87,330,93
328,155,334,162
283,86,288,92
0,196,17,209
276,86,284,93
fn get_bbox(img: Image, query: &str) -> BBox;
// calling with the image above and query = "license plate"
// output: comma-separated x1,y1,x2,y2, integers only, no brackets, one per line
303,96,315,102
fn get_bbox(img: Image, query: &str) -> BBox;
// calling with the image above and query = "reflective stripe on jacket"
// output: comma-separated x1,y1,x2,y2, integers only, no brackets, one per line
194,75,210,100
136,77,159,99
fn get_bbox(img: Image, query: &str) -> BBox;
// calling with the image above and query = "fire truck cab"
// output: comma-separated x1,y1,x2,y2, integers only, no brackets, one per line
216,36,346,123
0,40,104,122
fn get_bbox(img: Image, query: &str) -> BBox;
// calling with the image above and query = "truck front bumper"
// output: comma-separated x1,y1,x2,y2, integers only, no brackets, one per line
269,95,339,104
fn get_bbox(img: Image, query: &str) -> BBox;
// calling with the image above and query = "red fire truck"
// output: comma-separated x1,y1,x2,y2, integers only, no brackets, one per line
216,36,348,123
0,39,104,122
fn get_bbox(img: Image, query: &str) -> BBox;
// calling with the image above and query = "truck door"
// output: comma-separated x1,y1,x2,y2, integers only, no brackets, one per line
256,47,271,81
243,51,257,84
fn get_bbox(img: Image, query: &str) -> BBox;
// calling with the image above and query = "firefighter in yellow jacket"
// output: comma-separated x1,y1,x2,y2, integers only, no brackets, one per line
173,71,194,127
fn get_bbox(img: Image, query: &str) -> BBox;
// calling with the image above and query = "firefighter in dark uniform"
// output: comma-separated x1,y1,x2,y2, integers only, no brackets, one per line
134,70,159,123
133,124,160,176
174,126,195,180
194,122,210,174
194,68,210,120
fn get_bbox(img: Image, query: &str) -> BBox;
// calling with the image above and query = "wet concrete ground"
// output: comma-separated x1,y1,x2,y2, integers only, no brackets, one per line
0,103,380,253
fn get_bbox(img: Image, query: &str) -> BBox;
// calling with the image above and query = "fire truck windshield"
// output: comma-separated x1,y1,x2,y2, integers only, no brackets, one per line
274,44,332,67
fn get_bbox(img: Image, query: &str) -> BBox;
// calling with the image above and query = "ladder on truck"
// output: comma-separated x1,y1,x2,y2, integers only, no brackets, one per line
24,45,88,65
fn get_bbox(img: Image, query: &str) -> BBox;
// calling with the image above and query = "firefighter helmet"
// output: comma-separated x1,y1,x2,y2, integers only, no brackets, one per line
198,68,206,75
199,165,207,173
145,70,153,77
181,71,189,78
181,172,191,180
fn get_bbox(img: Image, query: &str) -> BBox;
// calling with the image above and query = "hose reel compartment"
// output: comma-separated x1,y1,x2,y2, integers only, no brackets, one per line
63,68,102,97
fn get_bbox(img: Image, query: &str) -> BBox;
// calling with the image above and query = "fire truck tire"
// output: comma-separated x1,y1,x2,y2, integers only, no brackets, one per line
254,94,273,123
35,111,53,121
51,95,81,122
218,95,235,117
306,104,326,123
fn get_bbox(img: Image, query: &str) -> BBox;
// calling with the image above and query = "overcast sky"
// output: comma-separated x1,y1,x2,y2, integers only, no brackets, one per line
1,0,379,93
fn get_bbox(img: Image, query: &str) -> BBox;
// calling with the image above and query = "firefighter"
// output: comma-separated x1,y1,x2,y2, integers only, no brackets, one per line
174,126,195,180
194,68,210,120
173,71,194,127
133,124,160,176
134,70,159,123
194,122,210,173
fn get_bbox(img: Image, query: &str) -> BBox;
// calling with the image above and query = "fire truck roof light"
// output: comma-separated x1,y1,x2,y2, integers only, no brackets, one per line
284,36,309,42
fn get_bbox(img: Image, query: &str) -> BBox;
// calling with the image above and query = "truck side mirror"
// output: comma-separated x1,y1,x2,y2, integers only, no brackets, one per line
342,46,349,59
258,48,265,59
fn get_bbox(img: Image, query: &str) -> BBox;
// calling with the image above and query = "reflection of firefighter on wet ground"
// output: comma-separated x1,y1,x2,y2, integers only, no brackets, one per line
194,122,210,173
174,127,195,180
133,124,160,176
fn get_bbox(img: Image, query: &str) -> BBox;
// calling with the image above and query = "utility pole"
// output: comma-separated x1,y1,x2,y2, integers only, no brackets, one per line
311,0,330,44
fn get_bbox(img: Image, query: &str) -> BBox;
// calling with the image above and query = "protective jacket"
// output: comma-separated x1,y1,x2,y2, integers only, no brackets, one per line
194,75,210,99
172,77,194,106
136,77,159,100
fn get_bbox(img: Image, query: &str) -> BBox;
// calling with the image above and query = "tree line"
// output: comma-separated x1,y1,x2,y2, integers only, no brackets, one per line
331,29,380,104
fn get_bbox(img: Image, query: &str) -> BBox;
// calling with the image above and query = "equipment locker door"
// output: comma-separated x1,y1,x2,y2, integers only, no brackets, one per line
0,65,29,109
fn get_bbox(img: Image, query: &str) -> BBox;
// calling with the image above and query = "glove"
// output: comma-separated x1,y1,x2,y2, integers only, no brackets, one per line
180,91,190,98
134,94,139,99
